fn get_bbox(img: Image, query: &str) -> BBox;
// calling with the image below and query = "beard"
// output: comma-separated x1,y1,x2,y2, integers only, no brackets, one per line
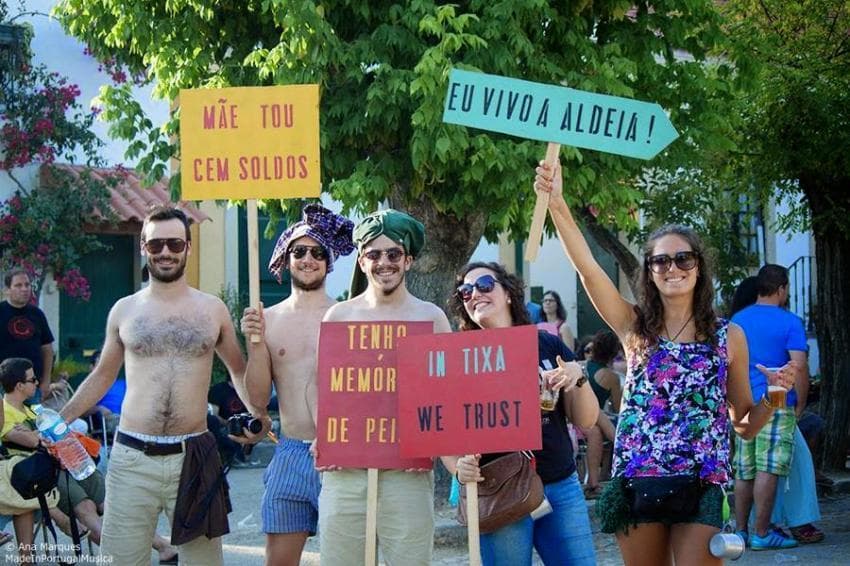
371,267,405,296
291,270,325,291
147,255,187,283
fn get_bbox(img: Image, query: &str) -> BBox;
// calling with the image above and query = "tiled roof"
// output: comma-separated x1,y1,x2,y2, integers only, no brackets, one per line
42,164,209,224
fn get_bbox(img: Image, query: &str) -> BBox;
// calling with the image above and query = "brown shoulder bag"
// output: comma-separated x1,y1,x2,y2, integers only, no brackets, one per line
457,451,545,534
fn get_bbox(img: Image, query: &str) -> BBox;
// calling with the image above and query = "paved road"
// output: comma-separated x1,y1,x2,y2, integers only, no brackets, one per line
3,465,849,564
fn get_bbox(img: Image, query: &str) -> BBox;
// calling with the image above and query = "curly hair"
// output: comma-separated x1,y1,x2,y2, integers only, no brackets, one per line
449,262,532,331
627,224,717,356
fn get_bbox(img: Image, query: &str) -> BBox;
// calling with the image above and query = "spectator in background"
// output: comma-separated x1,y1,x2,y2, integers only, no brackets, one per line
730,273,825,545
732,264,809,549
538,290,576,351
207,375,256,468
0,269,55,403
575,337,593,362
579,330,623,499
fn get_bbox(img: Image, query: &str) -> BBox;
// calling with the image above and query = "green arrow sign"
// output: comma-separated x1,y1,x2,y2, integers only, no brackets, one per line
443,69,678,160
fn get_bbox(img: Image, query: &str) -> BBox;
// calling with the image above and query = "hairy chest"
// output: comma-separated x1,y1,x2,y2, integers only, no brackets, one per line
121,313,218,358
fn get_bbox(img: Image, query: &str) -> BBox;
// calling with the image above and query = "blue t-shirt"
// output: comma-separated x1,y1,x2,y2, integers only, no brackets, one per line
731,304,807,406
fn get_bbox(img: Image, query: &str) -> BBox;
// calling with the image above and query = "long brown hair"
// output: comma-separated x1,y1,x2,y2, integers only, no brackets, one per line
449,262,532,331
627,225,717,355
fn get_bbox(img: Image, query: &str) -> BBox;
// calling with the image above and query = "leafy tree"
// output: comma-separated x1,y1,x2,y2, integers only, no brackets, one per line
54,0,740,308
721,0,850,469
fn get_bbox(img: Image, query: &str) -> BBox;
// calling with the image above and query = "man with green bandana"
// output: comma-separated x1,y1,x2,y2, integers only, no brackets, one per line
316,208,452,565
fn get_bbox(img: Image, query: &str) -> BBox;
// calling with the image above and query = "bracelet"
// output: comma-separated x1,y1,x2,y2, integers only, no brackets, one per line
761,395,775,410
454,470,461,483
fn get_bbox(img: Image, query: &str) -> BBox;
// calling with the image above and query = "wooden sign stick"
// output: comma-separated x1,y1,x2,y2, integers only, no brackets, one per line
246,199,262,343
466,471,482,566
524,142,561,263
365,468,379,565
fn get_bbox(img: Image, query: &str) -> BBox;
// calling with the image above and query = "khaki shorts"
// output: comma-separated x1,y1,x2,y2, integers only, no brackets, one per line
319,469,434,565
100,442,223,566
734,408,796,479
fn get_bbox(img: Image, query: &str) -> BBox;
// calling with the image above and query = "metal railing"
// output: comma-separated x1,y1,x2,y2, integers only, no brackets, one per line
788,255,816,333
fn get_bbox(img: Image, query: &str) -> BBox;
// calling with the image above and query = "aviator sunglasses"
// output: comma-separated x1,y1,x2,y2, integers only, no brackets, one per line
143,238,187,254
362,248,405,263
646,251,699,274
290,245,328,260
456,274,499,303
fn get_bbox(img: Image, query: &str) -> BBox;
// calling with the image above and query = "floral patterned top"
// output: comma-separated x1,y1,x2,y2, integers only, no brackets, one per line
612,319,730,485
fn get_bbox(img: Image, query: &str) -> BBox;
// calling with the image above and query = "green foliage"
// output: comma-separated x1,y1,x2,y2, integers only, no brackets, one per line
720,0,850,236
53,0,742,243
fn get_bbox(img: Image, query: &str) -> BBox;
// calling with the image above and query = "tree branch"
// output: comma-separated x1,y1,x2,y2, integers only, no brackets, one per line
4,170,29,195
575,207,640,297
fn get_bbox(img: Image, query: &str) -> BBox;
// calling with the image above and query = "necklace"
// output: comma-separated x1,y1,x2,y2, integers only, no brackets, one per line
665,314,694,342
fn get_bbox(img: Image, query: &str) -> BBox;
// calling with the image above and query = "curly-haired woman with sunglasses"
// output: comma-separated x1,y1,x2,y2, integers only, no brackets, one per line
445,262,599,566
534,161,796,566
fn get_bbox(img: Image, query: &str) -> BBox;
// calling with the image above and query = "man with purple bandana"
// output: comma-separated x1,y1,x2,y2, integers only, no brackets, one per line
241,203,354,566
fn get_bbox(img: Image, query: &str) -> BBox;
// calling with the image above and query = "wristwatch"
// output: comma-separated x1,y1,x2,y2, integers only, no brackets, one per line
575,365,588,388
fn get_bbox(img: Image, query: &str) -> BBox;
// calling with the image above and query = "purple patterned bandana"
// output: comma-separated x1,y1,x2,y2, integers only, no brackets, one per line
268,204,355,283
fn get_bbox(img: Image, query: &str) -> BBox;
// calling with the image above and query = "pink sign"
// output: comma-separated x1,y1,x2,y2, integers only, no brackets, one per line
316,321,434,469
396,325,541,457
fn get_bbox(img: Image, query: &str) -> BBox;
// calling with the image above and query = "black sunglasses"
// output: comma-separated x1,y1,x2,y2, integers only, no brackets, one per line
646,251,699,274
362,248,405,263
290,245,327,261
23,378,39,384
456,274,499,303
143,238,187,254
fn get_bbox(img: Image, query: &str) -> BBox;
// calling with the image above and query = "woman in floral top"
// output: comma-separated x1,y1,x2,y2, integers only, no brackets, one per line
534,161,795,566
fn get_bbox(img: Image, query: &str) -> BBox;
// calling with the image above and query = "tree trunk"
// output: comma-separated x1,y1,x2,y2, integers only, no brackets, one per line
576,208,641,296
389,191,488,311
804,176,850,471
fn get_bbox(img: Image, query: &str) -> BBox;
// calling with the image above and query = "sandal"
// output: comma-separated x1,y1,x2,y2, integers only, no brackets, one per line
790,524,825,544
160,553,179,565
0,531,13,546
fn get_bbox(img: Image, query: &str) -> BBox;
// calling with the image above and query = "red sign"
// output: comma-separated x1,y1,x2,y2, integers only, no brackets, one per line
396,325,541,457
317,321,434,469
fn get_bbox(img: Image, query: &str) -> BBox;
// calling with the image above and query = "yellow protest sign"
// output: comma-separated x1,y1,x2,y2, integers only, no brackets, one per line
179,85,320,200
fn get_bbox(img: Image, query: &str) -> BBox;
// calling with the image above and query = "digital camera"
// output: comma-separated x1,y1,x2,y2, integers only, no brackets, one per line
227,413,263,436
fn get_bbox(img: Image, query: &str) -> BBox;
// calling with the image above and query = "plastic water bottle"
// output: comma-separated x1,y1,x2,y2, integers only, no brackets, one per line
34,406,96,480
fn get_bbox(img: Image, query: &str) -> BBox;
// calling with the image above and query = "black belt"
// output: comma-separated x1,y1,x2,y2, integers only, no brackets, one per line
116,431,184,456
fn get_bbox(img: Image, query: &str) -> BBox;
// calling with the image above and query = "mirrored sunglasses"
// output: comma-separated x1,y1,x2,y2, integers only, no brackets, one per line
646,251,699,274
290,245,328,261
456,274,499,303
143,238,187,254
362,248,405,263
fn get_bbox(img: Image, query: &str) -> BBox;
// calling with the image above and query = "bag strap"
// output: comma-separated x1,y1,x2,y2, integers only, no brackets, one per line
66,472,83,560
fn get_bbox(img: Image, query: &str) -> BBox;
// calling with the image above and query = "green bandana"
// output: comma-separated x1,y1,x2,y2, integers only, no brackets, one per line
352,209,425,257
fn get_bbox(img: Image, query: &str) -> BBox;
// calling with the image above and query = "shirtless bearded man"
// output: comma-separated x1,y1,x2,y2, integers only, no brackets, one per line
61,205,267,566
241,204,355,566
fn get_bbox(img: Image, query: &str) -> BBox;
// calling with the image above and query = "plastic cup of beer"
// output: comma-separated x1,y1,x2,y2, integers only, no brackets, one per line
766,367,788,407
768,385,787,407
539,373,556,411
